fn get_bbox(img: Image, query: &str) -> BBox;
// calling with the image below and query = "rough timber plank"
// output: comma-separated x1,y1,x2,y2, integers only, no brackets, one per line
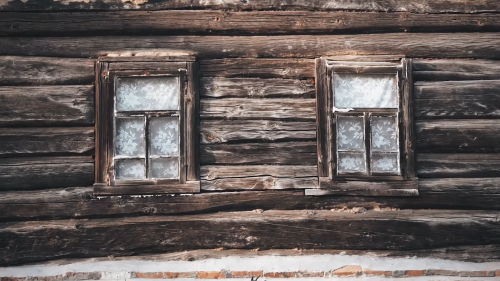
200,120,316,144
200,98,316,121
3,11,500,36
201,177,318,190
200,142,317,165
201,165,318,180
414,80,500,118
413,59,500,81
0,86,94,126
417,153,500,178
1,0,500,12
0,127,94,156
0,157,94,191
416,120,500,153
3,33,500,59
0,56,94,85
2,209,500,265
200,78,315,98
200,59,315,79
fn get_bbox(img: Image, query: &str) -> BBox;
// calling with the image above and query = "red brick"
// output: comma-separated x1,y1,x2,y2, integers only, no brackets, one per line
405,270,426,277
164,272,196,278
496,270,500,276
134,272,164,278
332,265,363,277
363,269,392,277
229,271,263,278
196,271,226,279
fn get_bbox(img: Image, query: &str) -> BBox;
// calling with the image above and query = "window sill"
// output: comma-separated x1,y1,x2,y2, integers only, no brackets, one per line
305,177,418,196
93,181,200,196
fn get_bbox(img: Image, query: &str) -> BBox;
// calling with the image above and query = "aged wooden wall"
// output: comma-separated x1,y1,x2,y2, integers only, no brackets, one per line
1,0,500,266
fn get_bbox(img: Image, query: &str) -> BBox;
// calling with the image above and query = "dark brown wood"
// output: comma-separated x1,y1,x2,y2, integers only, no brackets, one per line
94,181,200,195
202,177,317,190
200,142,317,165
306,188,418,197
200,78,315,98
95,62,109,184
315,58,329,177
108,61,187,70
402,58,416,179
0,157,93,191
4,11,500,36
0,56,94,86
417,153,500,178
200,120,316,144
3,209,500,265
187,62,200,181
0,86,94,127
416,120,500,153
4,34,500,59
414,80,500,118
414,59,500,81
200,59,315,78
201,165,317,180
2,0,500,12
200,98,316,121
0,127,94,156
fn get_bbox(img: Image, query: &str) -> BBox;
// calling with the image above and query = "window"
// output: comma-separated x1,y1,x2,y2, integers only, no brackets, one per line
309,57,417,196
94,55,199,195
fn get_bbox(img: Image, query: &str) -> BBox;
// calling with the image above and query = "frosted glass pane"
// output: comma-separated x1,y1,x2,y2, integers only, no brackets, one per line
116,76,179,111
150,117,179,156
371,116,399,151
115,117,145,157
333,74,397,108
337,116,365,151
371,153,400,174
115,159,146,179
150,158,179,179
338,152,366,173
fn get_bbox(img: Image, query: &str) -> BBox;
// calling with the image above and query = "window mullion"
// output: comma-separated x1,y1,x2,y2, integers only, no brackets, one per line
364,112,371,176
145,114,151,179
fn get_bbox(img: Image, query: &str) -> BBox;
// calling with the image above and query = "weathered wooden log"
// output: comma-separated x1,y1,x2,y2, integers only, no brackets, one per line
417,153,500,178
200,78,315,98
0,56,94,85
200,141,317,165
0,86,94,126
416,120,500,153
2,209,500,265
0,127,94,156
200,98,316,121
201,165,317,180
1,0,499,13
0,157,94,191
3,33,500,59
414,80,500,118
201,177,318,190
200,59,314,78
3,11,500,36
413,59,500,81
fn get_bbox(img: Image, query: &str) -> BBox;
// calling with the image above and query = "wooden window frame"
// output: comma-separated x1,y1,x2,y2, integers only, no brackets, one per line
94,58,200,195
308,57,418,196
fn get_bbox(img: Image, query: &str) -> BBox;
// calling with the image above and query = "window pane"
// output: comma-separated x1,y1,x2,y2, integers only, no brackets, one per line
150,117,179,156
115,159,146,179
338,152,366,173
116,76,179,111
150,158,179,179
337,116,365,151
371,116,399,151
371,153,400,174
115,117,145,157
333,74,398,108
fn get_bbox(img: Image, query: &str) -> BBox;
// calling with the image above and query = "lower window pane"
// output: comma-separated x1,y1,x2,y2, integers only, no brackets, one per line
150,158,179,179
115,159,146,180
371,153,400,174
338,152,366,174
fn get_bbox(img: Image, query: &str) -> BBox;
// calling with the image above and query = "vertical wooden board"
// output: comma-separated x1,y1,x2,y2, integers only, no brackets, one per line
315,58,329,177
186,62,199,181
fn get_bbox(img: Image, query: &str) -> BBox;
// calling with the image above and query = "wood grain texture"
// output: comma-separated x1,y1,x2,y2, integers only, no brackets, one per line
200,120,316,144
3,209,500,265
200,78,315,98
201,177,318,190
417,153,500,178
414,80,500,118
2,0,500,12
4,33,500,59
0,56,94,85
0,157,93,191
3,11,500,36
200,98,316,121
413,59,500,81
200,142,317,165
0,127,94,156
416,120,500,153
200,59,315,78
201,165,317,180
0,86,94,126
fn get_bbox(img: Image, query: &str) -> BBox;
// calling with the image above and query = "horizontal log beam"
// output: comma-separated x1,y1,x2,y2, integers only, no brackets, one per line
201,177,318,191
0,86,94,126
2,209,500,265
0,56,94,86
1,0,499,12
200,59,314,79
200,78,315,98
3,33,500,59
201,165,317,180
3,11,500,36
413,59,500,81
417,153,500,178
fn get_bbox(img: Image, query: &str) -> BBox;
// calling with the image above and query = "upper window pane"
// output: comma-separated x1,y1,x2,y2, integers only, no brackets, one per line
116,76,179,111
333,74,398,108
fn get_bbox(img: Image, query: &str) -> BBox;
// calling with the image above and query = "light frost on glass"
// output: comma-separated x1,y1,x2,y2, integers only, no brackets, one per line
150,117,179,156
116,77,179,111
115,117,145,157
115,159,146,179
151,158,179,179
333,74,397,108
